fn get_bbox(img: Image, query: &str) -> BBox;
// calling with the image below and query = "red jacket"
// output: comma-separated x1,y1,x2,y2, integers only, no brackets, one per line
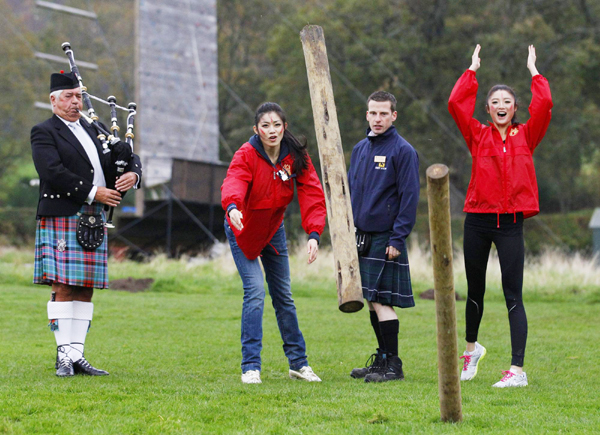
448,70,553,219
221,135,327,260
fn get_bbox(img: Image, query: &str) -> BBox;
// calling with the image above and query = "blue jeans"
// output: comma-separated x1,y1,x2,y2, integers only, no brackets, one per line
225,220,308,373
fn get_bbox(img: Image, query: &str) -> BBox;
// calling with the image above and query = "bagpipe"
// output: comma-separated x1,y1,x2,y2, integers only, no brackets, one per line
61,42,137,228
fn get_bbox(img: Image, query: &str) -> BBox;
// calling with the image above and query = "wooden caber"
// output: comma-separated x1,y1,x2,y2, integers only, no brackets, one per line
300,25,363,313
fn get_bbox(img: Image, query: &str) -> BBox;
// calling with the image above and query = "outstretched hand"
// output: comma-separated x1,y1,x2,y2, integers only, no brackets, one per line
527,45,539,77
469,44,481,72
307,239,318,264
229,208,244,231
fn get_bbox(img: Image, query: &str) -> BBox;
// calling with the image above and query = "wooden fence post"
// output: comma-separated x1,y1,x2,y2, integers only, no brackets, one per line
300,25,363,313
426,164,462,423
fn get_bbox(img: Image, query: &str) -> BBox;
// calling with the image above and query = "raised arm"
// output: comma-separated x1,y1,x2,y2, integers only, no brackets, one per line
527,45,539,77
469,44,481,72
524,45,552,150
448,45,484,151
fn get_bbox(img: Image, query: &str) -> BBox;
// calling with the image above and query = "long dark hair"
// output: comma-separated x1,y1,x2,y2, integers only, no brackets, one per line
254,102,309,175
485,85,519,125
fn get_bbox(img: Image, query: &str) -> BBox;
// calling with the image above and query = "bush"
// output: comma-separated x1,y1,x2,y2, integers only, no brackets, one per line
0,208,37,246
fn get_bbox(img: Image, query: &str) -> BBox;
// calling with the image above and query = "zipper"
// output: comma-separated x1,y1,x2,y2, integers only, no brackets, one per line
502,134,508,212
357,147,371,215
353,150,368,215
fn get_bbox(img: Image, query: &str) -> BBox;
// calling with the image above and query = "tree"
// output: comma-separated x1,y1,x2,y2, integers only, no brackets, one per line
217,0,600,212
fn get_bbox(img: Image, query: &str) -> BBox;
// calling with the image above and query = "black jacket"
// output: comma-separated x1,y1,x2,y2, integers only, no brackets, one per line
31,114,143,217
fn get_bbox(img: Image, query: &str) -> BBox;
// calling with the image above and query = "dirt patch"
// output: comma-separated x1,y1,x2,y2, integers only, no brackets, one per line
419,288,464,301
110,277,154,293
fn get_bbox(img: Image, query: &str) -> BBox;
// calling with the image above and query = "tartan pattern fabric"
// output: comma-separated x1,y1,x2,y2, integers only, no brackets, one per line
359,232,415,308
34,203,108,289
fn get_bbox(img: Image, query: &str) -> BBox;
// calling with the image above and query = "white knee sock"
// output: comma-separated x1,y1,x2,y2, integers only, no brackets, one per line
71,301,94,362
47,301,73,360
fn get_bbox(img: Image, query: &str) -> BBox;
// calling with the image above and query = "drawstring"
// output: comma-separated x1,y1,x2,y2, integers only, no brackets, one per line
496,211,518,228
260,243,280,257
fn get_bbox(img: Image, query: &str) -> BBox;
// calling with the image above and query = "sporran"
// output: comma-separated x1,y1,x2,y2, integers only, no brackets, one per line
76,214,104,250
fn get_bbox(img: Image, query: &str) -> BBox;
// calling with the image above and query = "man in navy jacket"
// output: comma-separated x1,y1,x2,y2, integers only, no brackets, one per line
348,91,420,382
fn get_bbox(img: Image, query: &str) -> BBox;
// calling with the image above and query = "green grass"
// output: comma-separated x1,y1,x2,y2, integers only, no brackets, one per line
1,248,599,434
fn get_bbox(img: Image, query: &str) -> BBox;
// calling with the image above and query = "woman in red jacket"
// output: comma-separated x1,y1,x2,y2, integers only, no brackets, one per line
448,45,552,388
221,102,327,384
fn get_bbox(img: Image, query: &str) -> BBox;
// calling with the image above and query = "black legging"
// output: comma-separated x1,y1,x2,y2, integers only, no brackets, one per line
463,212,527,367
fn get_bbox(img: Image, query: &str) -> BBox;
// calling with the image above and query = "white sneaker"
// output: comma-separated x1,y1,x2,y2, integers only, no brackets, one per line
289,366,322,382
492,370,528,388
460,342,487,381
241,370,261,384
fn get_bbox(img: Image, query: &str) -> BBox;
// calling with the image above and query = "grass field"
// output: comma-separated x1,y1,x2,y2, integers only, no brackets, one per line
1,247,599,434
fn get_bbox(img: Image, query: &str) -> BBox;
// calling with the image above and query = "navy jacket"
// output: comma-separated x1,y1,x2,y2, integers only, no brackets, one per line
348,126,420,251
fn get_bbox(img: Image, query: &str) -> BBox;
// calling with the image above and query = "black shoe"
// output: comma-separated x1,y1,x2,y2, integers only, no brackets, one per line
364,354,404,382
350,349,383,379
56,357,74,377
73,357,109,376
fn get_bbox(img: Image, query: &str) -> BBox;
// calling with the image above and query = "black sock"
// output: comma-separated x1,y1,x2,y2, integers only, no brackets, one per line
370,310,384,351
379,319,399,356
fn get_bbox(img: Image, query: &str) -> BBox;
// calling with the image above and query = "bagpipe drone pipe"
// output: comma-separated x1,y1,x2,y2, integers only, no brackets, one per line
61,42,137,228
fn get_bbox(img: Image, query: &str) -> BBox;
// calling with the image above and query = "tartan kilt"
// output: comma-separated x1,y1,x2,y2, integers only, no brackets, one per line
359,231,414,308
34,203,109,289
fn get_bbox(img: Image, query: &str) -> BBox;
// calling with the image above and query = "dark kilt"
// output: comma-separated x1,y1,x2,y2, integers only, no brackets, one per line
359,231,414,308
34,203,108,289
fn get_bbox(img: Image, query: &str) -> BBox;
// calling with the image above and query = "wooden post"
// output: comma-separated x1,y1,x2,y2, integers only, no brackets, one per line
426,164,462,423
300,25,363,313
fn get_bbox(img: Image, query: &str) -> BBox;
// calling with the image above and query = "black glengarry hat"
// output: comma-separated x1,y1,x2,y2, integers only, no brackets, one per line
50,70,79,92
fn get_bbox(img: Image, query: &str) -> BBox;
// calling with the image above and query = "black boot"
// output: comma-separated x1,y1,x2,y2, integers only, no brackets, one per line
350,349,384,379
364,354,404,382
